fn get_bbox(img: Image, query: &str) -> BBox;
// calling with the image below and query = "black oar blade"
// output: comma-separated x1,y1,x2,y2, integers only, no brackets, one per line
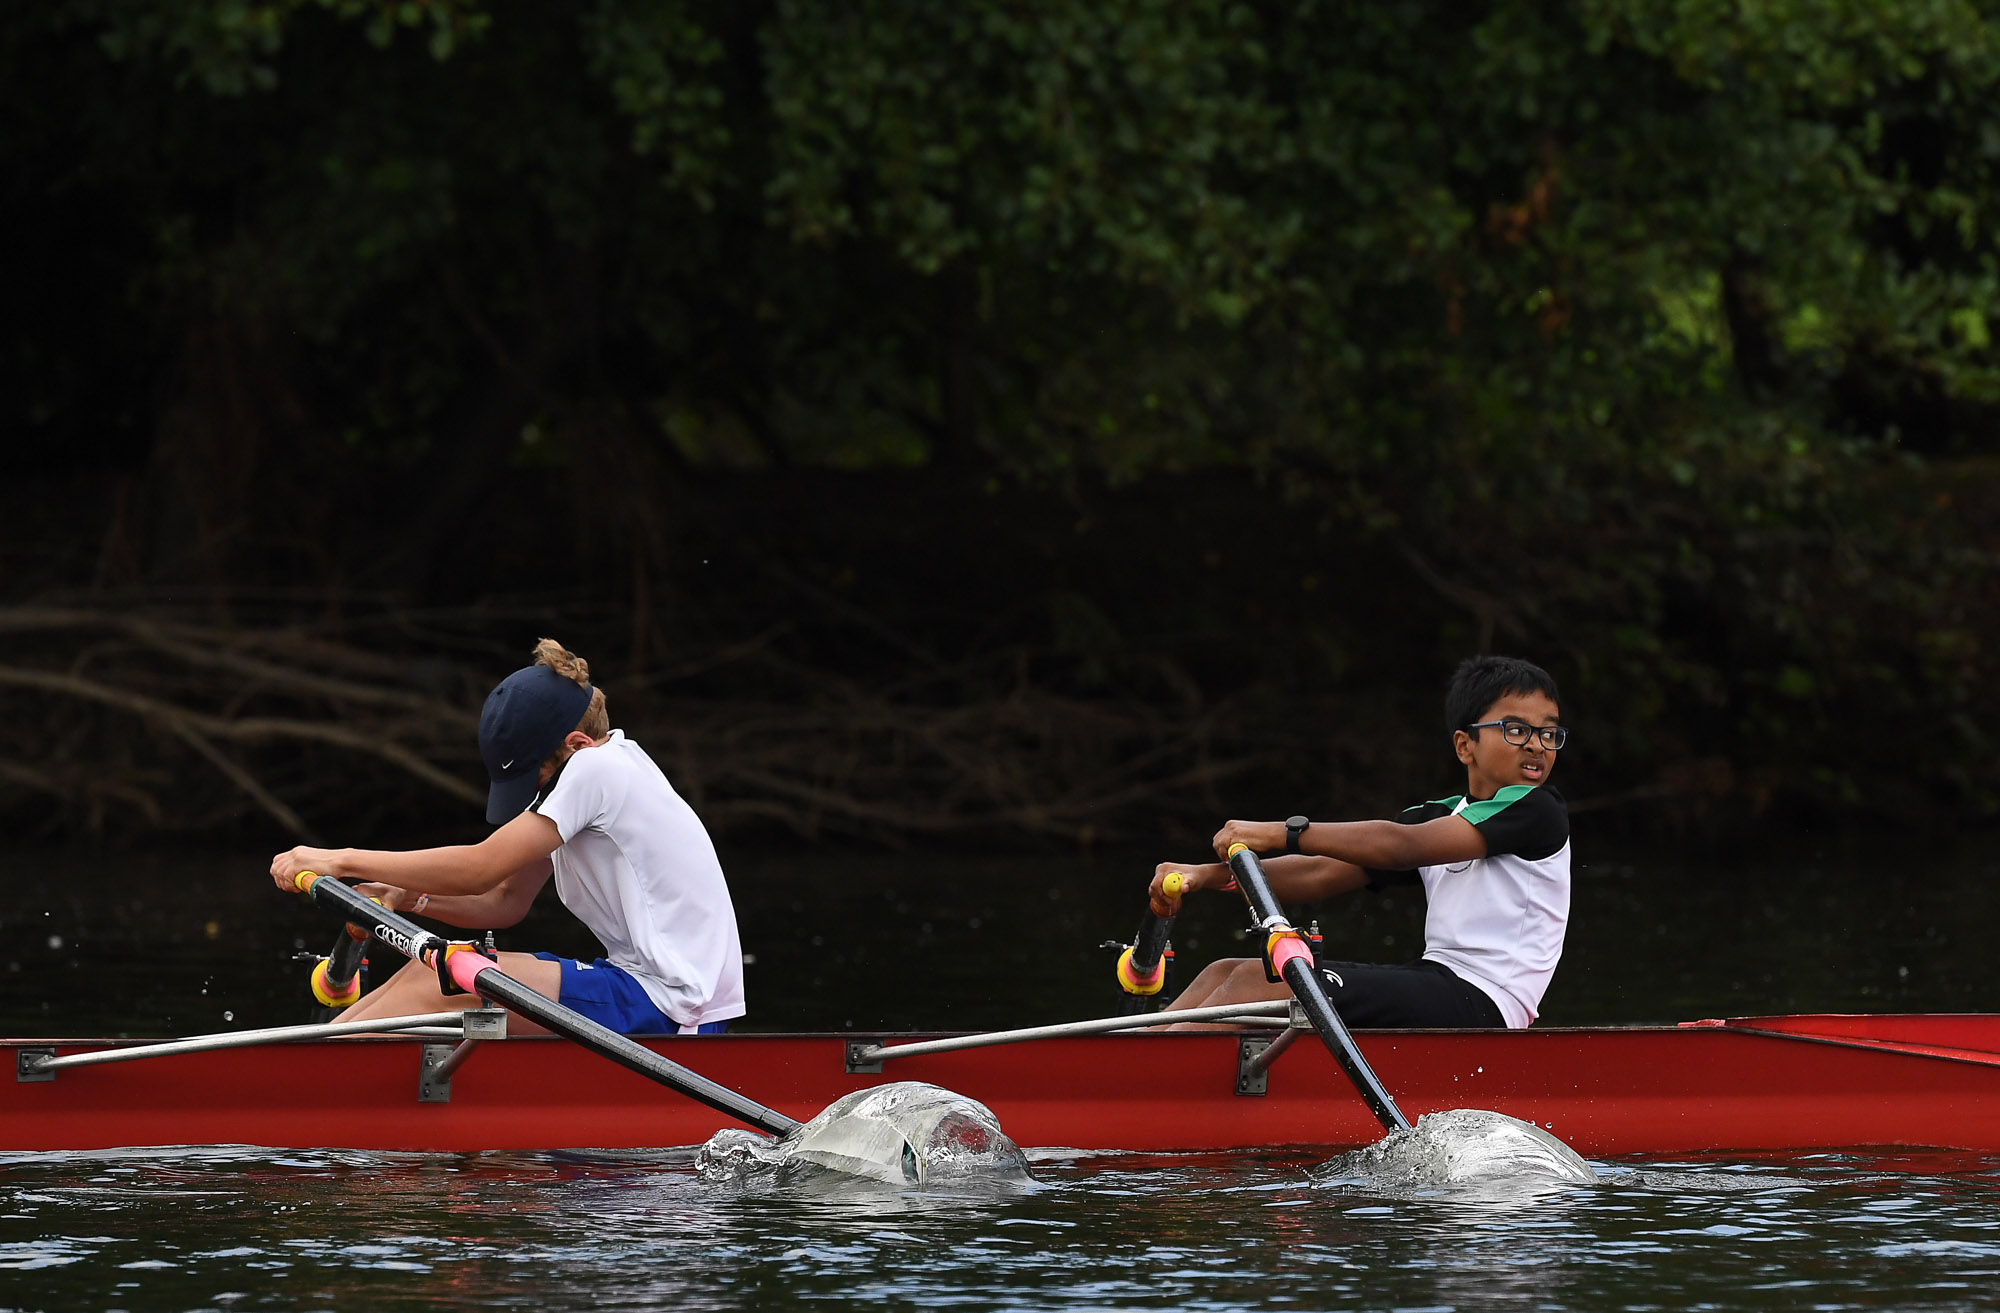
295,872,799,1137
1226,845,1412,1133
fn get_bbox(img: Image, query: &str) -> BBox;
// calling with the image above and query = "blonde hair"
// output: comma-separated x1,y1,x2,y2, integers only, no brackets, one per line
532,638,609,740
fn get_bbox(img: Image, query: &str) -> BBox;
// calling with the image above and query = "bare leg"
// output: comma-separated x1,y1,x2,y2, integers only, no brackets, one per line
1163,957,1290,1030
341,951,562,1036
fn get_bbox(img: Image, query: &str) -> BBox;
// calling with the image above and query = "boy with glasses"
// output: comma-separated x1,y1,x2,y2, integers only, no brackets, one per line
1152,655,1570,1029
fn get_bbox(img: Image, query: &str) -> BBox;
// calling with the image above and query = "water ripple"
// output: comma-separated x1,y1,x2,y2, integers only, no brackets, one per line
3,1147,1999,1310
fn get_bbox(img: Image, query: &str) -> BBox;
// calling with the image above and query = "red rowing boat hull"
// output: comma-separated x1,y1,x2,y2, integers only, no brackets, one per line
7,1015,1999,1155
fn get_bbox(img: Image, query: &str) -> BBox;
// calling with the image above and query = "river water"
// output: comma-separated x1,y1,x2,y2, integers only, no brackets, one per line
4,840,1999,1310
4,1145,1998,1311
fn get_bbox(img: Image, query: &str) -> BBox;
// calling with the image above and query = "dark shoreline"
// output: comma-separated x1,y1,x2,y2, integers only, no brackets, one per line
6,464,1986,848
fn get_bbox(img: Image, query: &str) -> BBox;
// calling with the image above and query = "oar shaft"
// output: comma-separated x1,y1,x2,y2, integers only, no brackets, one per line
444,962,801,1134
1116,871,1183,1002
328,926,367,988
1227,846,1411,1132
1130,909,1174,980
309,925,368,1010
298,873,799,1136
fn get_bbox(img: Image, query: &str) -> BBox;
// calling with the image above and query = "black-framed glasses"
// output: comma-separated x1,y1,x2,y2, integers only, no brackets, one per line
1465,719,1569,750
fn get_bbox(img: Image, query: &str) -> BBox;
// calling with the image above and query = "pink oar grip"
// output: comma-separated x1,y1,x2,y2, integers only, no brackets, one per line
1269,937,1313,975
444,945,495,995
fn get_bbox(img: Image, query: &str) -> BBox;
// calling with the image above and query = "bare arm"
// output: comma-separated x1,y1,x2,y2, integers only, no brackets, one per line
1210,815,1485,869
1149,853,1370,910
422,856,554,928
360,856,555,930
269,811,563,897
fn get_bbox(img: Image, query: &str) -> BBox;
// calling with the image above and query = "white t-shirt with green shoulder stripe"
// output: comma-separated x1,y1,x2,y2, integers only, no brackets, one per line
1378,784,1571,1027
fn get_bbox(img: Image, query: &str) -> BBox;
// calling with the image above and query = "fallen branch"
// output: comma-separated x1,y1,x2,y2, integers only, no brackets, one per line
0,666,483,808
0,608,478,728
0,600,1277,844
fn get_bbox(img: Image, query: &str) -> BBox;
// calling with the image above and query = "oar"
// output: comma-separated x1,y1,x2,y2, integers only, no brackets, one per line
292,871,800,1136
1225,843,1412,1133
308,922,369,1016
1114,871,1184,1007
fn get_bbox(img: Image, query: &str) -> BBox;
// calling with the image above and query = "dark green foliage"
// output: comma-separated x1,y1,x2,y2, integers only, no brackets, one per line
5,0,1998,832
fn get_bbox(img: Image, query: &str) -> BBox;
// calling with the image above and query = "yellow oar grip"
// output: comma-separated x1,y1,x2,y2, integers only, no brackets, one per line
1226,842,1249,858
294,870,319,893
1162,871,1187,898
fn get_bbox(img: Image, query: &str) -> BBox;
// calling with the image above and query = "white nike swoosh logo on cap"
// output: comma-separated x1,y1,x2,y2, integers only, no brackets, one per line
501,759,515,770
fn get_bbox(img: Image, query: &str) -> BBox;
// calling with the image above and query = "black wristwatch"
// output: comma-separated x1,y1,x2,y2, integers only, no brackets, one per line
1285,815,1310,854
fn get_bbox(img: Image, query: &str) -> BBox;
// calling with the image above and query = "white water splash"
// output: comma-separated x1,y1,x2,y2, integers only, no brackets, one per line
1314,1108,1596,1197
695,1082,1030,1188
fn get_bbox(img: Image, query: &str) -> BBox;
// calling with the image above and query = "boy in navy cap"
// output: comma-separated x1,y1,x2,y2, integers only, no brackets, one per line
269,639,744,1034
1153,655,1571,1029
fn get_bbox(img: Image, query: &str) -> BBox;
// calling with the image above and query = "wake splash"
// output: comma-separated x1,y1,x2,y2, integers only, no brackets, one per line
696,1082,1031,1188
1313,1108,1597,1199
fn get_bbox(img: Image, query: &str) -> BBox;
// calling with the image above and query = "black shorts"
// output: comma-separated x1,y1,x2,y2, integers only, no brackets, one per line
1312,958,1506,1028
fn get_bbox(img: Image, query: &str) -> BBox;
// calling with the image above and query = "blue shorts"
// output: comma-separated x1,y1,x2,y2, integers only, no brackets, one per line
531,954,730,1035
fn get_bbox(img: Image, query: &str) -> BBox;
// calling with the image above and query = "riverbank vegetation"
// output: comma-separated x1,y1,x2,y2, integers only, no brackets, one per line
5,1,1997,843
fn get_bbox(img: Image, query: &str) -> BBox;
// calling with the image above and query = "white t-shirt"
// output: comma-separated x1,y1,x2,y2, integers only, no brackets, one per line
1374,785,1571,1027
529,730,745,1027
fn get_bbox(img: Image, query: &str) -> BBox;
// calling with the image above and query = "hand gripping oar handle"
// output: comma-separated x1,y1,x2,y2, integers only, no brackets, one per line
1226,844,1412,1133
294,872,799,1136
1116,871,1185,996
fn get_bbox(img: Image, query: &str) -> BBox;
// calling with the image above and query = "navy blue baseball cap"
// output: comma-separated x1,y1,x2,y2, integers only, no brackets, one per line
479,665,593,823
